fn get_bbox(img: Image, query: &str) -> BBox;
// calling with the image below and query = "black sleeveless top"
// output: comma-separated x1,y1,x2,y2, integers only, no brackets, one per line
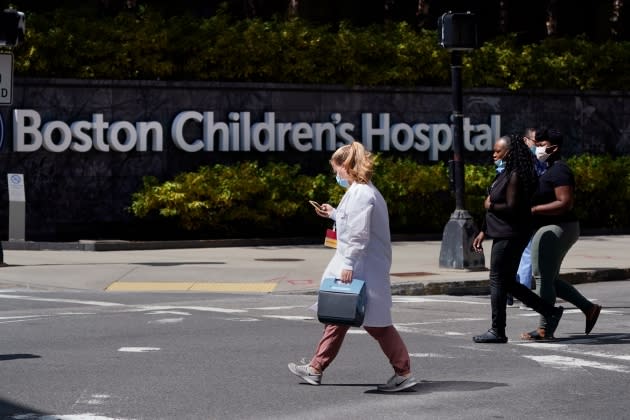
483,170,533,239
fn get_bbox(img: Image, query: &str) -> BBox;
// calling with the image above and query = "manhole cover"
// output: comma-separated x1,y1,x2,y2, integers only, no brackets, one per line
254,258,304,262
390,272,432,277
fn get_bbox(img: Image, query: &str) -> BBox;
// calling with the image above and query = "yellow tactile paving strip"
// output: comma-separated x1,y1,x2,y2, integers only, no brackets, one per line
106,281,277,293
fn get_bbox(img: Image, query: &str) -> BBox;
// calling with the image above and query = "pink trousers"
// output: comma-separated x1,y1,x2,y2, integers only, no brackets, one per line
309,324,411,376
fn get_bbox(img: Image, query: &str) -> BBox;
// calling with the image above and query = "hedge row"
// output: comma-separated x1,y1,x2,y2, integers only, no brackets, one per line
13,7,630,90
129,155,630,238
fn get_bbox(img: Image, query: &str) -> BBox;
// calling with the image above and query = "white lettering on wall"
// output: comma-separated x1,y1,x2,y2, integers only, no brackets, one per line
13,109,500,160
13,109,164,153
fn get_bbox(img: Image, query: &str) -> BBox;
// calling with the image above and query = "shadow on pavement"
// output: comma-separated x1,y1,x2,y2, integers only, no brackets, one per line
3,261,226,267
558,333,630,345
0,353,41,361
364,380,508,395
0,397,47,417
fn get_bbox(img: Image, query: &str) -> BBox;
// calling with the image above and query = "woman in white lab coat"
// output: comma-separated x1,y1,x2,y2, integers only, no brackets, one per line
288,141,417,392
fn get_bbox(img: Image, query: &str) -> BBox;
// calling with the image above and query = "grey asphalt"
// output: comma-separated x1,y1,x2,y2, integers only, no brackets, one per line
1,234,629,295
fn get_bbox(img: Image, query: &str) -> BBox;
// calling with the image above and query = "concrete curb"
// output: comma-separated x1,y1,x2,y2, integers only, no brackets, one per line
1,234,443,252
389,268,630,296
1,238,323,251
391,279,491,296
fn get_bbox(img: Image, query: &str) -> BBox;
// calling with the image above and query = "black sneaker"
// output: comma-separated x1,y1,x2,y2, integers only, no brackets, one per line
473,329,508,343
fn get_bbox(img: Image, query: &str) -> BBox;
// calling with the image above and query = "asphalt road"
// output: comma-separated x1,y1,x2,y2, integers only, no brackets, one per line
2,280,629,420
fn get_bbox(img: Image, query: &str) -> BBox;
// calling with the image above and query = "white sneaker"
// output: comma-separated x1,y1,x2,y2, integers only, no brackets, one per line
288,362,321,385
377,374,417,392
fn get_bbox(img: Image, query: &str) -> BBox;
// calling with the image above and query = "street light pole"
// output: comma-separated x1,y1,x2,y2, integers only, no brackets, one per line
437,12,485,270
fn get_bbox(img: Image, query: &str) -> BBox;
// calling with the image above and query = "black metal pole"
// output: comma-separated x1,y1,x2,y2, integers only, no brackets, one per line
437,12,484,269
438,48,484,269
451,50,465,210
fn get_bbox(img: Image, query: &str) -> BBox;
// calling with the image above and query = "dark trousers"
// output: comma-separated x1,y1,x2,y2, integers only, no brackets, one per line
489,236,557,335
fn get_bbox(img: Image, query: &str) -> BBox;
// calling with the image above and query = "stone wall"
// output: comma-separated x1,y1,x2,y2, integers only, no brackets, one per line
0,78,628,241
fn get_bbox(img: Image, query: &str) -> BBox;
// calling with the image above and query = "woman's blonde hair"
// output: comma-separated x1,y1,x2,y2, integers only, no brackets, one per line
330,141,374,184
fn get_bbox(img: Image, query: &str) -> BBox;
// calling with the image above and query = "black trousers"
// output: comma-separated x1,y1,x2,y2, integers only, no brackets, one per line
489,236,557,335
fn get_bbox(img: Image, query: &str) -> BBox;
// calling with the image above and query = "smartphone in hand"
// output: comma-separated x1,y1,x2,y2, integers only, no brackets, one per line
309,200,322,210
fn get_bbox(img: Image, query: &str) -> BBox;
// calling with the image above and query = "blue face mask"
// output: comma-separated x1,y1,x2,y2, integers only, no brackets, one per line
495,159,506,173
529,145,537,155
336,174,350,189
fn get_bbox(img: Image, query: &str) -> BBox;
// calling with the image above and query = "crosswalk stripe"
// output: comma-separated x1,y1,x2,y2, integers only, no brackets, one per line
517,340,630,361
106,281,277,293
523,355,630,373
190,282,276,293
0,293,125,307
392,296,486,305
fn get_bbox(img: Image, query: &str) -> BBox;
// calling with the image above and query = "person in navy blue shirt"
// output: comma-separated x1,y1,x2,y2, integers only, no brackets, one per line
521,128,602,340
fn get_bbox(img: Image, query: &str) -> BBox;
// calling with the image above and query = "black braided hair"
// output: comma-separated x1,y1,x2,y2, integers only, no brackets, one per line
504,133,538,199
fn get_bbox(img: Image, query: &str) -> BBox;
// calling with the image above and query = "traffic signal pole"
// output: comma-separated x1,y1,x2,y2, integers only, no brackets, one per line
437,12,485,270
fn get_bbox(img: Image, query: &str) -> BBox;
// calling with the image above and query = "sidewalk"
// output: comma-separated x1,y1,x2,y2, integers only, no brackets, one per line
1,235,629,295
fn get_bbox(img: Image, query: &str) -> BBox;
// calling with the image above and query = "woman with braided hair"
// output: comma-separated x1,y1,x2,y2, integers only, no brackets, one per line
472,134,564,343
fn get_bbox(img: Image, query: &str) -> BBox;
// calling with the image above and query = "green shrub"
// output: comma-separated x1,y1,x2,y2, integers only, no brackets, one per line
129,155,630,237
130,161,334,236
373,156,451,232
463,163,496,224
465,35,630,91
568,155,630,228
13,7,630,90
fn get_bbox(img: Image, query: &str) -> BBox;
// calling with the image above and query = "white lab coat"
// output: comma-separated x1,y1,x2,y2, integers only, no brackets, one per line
322,181,393,327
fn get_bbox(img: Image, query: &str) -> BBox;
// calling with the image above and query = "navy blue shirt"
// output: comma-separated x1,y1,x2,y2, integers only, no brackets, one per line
532,160,578,228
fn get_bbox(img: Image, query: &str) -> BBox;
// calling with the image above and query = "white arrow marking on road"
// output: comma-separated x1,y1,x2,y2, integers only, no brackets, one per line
57,312,97,315
518,308,583,317
0,317,48,324
398,317,485,326
148,318,184,324
523,355,630,373
118,347,161,353
410,353,456,358
224,317,260,322
74,393,111,406
518,340,630,361
0,315,45,320
393,323,466,335
131,305,246,313
146,310,191,315
262,315,314,321
518,308,619,318
0,313,96,324
247,306,306,310
392,296,487,305
0,293,125,307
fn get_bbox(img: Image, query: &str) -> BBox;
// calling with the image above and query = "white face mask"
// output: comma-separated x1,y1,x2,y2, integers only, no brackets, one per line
535,146,552,162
